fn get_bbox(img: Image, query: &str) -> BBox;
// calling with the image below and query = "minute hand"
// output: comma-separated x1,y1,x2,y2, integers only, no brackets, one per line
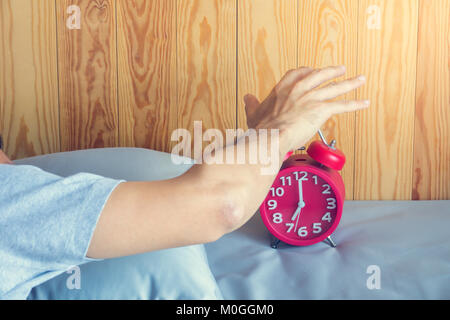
298,177,304,206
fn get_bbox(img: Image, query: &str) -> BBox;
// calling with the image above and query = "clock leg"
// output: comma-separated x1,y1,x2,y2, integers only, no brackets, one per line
270,236,281,249
325,236,337,248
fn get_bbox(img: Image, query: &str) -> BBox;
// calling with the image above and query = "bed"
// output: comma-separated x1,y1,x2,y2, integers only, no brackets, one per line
14,148,450,300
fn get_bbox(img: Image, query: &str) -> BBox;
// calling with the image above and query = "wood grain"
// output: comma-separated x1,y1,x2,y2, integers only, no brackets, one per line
355,0,418,200
237,0,297,130
177,0,236,153
298,0,358,200
117,0,177,153
0,0,448,200
56,0,118,152
412,0,450,200
0,0,59,160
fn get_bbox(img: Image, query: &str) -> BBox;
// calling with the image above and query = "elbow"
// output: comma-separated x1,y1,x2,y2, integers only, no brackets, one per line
219,199,245,236
210,185,248,242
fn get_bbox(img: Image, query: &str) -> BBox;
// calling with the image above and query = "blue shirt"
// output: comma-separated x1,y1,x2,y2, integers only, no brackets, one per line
0,164,123,299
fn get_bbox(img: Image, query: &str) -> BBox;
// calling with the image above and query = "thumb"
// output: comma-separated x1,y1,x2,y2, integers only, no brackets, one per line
244,94,260,115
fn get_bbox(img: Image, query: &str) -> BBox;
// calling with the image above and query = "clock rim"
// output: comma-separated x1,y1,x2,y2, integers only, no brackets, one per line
260,163,344,246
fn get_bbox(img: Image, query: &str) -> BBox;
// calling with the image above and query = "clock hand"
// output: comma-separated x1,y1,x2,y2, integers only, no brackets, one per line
298,176,305,208
291,206,301,221
294,206,301,233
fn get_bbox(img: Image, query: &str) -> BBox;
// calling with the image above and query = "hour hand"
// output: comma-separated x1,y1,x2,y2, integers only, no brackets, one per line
291,206,301,221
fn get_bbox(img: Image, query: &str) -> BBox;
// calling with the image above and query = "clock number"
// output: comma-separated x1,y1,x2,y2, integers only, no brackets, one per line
280,176,292,186
326,198,336,209
285,223,294,233
313,223,322,234
272,213,283,224
322,184,331,194
297,226,308,237
322,212,332,222
293,171,308,181
267,200,277,210
270,187,284,197
312,175,318,185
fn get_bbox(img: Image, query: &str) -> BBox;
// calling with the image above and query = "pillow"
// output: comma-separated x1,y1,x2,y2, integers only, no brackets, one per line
28,244,223,300
18,148,222,300
13,147,194,182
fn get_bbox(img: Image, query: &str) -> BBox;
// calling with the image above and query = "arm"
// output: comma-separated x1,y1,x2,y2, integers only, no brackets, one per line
87,66,369,259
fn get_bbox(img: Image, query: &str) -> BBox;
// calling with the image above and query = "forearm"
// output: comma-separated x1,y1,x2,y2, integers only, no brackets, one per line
186,132,289,234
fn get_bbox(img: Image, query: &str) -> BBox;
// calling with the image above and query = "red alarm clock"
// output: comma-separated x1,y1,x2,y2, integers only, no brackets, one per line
260,131,345,248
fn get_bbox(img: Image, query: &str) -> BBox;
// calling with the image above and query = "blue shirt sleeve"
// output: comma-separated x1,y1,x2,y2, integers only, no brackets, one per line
0,164,124,299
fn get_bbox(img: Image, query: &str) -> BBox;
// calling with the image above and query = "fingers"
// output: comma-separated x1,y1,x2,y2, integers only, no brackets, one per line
324,99,371,115
308,75,366,101
244,67,314,114
276,67,315,96
290,65,346,101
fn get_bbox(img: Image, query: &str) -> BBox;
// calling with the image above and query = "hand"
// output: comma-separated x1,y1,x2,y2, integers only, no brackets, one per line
243,66,369,154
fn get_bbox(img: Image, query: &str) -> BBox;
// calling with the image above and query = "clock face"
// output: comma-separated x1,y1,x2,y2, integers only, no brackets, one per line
261,167,341,246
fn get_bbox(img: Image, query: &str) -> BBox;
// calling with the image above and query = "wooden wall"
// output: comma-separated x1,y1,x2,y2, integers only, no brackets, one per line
0,0,448,200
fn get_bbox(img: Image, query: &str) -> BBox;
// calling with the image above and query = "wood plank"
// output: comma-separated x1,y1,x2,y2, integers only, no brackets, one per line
177,0,236,154
298,0,358,200
237,0,297,130
412,0,450,200
0,0,59,160
117,0,177,153
355,0,418,200
56,0,118,151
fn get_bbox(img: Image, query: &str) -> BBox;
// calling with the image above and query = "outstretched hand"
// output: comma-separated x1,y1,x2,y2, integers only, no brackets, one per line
243,66,369,153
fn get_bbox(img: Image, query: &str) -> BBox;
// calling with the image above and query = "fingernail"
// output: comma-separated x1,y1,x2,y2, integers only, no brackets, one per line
358,75,366,81
363,100,370,105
